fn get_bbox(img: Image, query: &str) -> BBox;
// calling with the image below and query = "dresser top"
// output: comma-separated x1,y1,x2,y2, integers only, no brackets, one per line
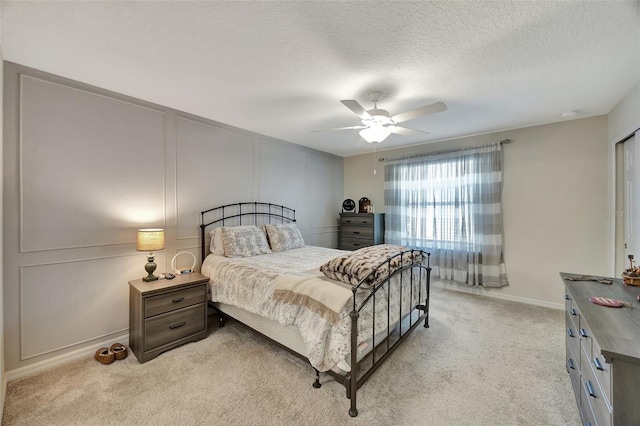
561,272,640,364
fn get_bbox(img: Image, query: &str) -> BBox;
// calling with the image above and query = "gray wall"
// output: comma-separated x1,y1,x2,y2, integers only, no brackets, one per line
344,116,610,309
3,62,343,377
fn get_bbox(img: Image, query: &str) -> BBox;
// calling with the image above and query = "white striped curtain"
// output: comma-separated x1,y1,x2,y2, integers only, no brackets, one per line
384,143,508,287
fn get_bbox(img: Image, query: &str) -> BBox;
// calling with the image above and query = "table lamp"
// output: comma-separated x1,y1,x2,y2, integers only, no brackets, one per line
136,228,165,282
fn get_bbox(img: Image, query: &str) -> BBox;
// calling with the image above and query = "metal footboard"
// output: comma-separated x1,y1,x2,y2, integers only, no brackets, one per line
322,250,431,416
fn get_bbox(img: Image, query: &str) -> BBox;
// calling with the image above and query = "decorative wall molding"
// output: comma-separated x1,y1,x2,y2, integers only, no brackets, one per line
18,252,162,360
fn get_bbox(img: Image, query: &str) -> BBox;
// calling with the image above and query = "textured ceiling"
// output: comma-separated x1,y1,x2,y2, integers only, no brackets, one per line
2,1,639,157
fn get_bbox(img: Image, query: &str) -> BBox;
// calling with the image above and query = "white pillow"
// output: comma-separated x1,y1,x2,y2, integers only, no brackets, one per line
209,228,224,256
221,225,272,258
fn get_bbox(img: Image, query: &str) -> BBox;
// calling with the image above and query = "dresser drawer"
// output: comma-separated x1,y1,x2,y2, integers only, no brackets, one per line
581,362,612,426
341,226,374,239
566,298,580,334
145,304,205,351
341,215,375,226
566,346,580,402
590,339,612,408
145,285,206,318
341,238,373,251
566,317,581,370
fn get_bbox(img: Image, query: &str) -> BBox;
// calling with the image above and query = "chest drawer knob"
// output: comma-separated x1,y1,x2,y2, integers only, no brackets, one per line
593,357,604,371
169,321,186,330
570,308,577,316
565,294,570,300
172,297,185,303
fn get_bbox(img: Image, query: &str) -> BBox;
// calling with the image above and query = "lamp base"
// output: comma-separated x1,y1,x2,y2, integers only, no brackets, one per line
143,254,158,282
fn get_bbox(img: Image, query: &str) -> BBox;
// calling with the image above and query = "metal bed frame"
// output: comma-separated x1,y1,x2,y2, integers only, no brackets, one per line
200,202,431,417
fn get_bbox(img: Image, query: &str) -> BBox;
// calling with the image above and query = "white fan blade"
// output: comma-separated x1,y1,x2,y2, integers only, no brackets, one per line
388,126,430,136
341,100,372,120
311,125,368,133
392,101,447,123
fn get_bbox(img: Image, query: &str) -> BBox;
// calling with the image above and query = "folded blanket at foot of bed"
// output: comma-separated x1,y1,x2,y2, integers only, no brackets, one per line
319,244,423,288
272,272,352,325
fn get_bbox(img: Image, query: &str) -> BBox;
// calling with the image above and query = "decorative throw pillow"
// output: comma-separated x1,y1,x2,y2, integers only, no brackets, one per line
221,225,272,258
209,227,224,256
264,223,305,252
320,244,423,288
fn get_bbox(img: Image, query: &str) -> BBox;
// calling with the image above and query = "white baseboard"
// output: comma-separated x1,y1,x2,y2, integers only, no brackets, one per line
6,333,129,382
431,281,564,311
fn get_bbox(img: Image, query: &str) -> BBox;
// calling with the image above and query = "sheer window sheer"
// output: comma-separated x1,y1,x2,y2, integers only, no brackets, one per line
384,143,508,287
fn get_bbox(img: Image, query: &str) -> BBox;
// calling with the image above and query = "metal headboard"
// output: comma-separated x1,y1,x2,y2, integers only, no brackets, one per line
200,202,296,261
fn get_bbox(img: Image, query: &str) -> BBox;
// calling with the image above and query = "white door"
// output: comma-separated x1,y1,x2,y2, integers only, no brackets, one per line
624,134,638,266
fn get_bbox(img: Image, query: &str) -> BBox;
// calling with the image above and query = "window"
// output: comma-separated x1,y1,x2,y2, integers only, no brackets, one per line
384,144,507,287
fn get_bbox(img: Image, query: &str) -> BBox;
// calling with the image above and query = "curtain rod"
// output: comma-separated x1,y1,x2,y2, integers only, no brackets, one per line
378,139,512,162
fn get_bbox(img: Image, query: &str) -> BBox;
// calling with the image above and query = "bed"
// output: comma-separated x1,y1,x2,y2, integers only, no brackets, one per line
199,202,431,416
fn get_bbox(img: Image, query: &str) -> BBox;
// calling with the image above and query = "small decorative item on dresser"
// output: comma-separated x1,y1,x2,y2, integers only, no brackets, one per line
358,197,370,213
342,199,356,213
621,254,640,286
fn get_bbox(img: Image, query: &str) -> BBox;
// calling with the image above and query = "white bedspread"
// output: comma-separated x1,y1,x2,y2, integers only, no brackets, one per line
201,246,425,372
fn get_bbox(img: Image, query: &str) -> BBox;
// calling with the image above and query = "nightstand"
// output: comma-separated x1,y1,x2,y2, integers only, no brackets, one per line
129,272,209,363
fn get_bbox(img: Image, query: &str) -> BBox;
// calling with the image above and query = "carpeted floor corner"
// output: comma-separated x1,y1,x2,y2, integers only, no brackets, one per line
2,287,581,426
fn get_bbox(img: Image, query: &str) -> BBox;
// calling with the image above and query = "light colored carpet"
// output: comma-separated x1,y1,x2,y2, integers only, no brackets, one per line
2,287,581,426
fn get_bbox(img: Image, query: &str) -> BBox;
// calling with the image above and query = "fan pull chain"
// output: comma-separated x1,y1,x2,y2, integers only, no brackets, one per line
373,143,377,175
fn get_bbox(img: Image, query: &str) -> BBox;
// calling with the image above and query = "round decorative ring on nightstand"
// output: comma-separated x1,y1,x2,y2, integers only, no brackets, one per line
171,251,197,275
342,198,356,212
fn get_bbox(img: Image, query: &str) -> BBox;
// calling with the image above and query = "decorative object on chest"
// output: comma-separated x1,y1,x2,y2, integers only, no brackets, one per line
339,212,384,250
129,273,209,363
341,199,356,213
621,254,640,286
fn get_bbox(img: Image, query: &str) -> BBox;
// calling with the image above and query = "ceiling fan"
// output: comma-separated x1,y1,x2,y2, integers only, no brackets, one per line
314,91,447,143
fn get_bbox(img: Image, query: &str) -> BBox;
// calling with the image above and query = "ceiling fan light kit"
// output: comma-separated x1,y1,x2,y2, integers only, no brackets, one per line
359,125,391,143
315,90,447,144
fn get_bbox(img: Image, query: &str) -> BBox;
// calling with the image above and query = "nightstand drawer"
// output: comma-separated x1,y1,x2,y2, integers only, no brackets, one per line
145,304,205,351
145,285,206,318
341,226,374,239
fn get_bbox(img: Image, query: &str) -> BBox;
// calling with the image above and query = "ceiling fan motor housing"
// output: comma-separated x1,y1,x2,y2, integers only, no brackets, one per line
364,108,394,126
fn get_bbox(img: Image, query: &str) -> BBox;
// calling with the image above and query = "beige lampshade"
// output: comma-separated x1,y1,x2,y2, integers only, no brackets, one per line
136,229,165,252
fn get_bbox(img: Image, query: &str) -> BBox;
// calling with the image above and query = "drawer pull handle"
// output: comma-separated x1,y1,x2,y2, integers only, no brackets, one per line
564,294,570,300
580,328,588,338
567,328,575,338
586,380,596,398
570,308,577,316
172,297,185,303
346,220,352,223
169,322,186,330
353,244,361,247
594,357,604,371
362,221,368,224
353,231,361,235
567,358,575,370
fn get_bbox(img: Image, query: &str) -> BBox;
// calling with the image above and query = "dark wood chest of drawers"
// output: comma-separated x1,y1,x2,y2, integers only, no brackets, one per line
129,273,208,363
339,213,384,250
562,272,640,426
